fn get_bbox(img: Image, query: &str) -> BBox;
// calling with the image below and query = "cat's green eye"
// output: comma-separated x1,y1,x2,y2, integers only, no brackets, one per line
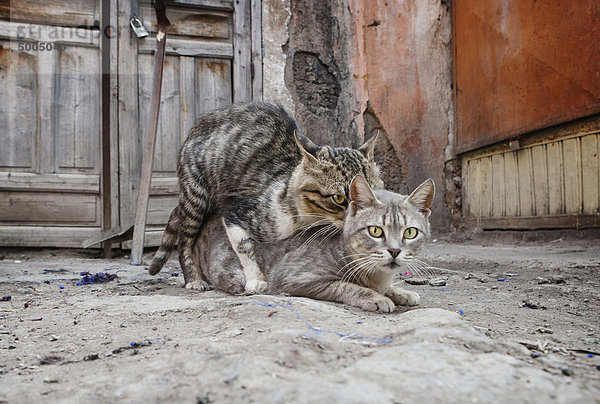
403,227,418,240
332,194,346,205
368,226,384,238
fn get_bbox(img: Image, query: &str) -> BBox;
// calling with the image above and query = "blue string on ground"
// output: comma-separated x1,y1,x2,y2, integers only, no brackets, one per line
253,301,392,345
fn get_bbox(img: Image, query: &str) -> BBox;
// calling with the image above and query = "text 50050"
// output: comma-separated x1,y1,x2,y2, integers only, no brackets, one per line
18,42,66,52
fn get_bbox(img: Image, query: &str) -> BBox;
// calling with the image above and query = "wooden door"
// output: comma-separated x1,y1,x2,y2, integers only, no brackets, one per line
118,0,260,247
0,0,261,247
0,1,103,246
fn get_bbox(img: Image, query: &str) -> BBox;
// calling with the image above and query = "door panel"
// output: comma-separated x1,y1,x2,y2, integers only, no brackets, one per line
0,0,257,247
0,14,102,244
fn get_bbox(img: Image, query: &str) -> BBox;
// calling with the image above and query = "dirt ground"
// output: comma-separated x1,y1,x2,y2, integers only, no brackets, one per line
0,230,599,403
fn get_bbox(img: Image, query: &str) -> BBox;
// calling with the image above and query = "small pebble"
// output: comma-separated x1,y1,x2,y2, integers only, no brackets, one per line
530,352,543,358
560,367,574,377
49,335,59,342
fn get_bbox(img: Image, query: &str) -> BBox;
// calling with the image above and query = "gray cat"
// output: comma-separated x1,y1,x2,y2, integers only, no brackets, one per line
193,175,435,312
149,102,383,294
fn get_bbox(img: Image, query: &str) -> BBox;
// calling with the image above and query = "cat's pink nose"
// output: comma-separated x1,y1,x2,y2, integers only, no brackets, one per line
388,248,401,258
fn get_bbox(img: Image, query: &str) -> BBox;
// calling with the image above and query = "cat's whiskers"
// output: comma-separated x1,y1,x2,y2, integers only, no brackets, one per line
298,224,337,250
316,224,341,247
341,257,377,284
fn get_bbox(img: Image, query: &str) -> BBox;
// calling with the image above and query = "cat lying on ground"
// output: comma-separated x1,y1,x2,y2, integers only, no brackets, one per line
193,175,435,312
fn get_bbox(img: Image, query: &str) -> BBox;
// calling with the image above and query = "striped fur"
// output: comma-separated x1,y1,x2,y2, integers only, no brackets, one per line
149,102,383,291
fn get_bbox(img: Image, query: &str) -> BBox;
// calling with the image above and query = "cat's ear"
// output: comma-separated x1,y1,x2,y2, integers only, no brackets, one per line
406,179,435,217
357,130,379,160
294,131,321,166
349,175,379,215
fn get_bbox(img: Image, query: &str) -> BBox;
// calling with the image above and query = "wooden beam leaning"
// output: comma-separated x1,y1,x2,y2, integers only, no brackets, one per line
130,0,171,265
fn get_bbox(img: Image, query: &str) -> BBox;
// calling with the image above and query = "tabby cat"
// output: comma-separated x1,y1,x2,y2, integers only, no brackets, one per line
193,175,435,312
149,102,383,294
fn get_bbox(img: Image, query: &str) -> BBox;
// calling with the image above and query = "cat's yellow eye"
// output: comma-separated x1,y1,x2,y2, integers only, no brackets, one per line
368,226,384,238
403,227,418,239
332,194,346,205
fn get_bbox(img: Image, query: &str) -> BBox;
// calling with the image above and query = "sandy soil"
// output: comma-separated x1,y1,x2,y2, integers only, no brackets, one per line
0,231,599,403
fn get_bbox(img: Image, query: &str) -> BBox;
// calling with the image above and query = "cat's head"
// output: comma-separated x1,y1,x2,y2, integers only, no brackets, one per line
293,132,384,227
343,175,435,281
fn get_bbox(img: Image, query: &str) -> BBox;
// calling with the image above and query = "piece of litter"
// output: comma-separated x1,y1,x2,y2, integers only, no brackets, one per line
497,278,506,282
77,272,118,285
587,354,594,358
429,277,447,287
1,296,11,302
457,309,464,316
405,278,428,285
59,286,64,289
503,273,519,277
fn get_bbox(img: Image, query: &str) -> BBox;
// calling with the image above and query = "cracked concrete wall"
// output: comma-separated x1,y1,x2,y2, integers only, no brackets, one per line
262,0,453,232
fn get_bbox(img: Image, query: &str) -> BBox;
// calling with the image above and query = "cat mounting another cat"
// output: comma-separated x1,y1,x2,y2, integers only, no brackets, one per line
194,175,435,312
148,102,383,294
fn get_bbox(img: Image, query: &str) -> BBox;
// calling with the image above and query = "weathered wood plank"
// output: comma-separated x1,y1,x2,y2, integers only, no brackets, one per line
196,58,232,113
491,154,504,217
479,156,493,218
464,215,600,231
168,0,233,10
118,0,142,227
180,56,196,142
580,134,599,214
147,196,179,225
503,151,519,217
251,0,263,100
531,145,549,216
138,37,233,58
517,148,533,217
0,173,99,193
0,0,98,27
150,177,179,195
464,159,479,217
233,0,251,102
563,138,581,214
140,5,231,39
546,141,564,215
153,55,181,173
0,192,98,224
37,45,55,174
0,21,98,46
55,45,100,173
0,226,101,248
0,42,36,170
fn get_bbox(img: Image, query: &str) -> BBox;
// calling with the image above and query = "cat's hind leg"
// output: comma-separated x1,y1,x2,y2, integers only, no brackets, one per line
222,217,268,294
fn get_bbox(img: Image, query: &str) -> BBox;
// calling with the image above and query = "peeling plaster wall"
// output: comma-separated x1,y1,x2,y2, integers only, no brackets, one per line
262,0,453,231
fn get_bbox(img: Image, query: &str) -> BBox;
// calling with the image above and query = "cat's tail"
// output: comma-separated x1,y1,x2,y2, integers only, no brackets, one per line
148,207,179,275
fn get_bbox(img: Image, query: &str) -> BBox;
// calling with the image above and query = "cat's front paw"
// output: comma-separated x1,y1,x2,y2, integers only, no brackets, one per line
185,280,212,291
245,279,268,294
356,296,395,313
386,288,420,306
